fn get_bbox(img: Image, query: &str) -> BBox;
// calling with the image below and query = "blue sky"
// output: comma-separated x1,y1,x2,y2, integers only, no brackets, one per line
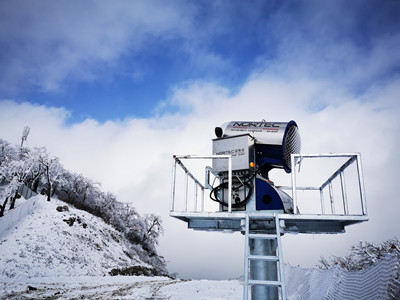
1,0,400,280
1,0,399,122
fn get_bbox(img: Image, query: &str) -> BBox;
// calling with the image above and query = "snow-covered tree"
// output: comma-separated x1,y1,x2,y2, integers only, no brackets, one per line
0,142,39,213
36,147,62,201
318,238,400,271
144,214,163,246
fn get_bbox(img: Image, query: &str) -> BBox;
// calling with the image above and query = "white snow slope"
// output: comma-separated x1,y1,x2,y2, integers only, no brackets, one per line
0,195,151,278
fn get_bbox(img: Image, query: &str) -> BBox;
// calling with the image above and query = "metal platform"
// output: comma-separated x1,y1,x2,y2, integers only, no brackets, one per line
170,153,368,235
170,211,367,234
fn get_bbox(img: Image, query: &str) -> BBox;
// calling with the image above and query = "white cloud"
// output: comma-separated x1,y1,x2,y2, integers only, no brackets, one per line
1,70,399,278
0,0,196,92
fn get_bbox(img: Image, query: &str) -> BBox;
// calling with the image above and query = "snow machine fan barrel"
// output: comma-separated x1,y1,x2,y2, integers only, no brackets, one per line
214,120,301,173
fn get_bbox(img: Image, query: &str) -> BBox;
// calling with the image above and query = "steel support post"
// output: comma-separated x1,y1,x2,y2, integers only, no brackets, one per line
250,238,278,300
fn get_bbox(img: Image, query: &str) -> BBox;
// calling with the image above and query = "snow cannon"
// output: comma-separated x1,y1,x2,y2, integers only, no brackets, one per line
214,121,301,175
211,120,301,212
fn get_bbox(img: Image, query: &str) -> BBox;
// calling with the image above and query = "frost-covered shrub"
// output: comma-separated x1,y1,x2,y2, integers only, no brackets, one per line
318,238,400,271
109,265,157,276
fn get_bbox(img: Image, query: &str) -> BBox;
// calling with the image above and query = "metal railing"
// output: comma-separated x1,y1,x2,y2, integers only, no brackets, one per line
170,153,367,218
171,155,233,213
288,153,367,216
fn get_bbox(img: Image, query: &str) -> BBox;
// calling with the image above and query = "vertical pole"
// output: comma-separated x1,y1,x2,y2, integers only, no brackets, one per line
329,182,335,214
275,215,286,300
340,172,349,215
228,156,232,213
170,158,177,212
320,188,326,214
201,188,205,213
184,173,189,212
356,153,368,216
250,239,278,300
194,184,198,212
291,155,298,214
243,216,250,300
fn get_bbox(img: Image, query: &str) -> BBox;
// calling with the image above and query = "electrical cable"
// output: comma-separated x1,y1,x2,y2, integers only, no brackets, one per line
210,172,255,208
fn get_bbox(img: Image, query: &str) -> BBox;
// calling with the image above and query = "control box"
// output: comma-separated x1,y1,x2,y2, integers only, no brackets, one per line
212,134,255,174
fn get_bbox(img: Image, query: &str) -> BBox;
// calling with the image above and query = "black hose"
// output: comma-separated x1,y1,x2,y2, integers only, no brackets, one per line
210,175,254,208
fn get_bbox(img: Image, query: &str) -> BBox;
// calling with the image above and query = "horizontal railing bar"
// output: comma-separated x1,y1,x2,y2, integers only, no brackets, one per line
248,255,279,261
292,153,359,159
247,280,283,286
280,186,320,191
248,233,277,239
174,154,232,160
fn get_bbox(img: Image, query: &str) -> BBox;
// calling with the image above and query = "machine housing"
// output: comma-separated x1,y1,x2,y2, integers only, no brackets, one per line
211,121,301,212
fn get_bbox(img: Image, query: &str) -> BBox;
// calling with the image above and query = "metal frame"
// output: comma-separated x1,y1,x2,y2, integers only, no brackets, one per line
288,153,367,217
170,153,368,232
171,155,233,213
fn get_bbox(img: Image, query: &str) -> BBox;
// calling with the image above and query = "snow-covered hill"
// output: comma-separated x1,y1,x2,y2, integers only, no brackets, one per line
0,195,153,278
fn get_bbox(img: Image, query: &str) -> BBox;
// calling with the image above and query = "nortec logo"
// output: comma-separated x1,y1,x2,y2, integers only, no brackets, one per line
233,122,280,128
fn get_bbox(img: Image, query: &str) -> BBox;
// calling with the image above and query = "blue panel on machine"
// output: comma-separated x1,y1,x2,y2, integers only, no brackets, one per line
255,178,284,211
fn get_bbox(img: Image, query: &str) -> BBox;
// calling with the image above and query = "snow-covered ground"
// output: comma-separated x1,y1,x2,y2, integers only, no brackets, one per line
0,195,150,278
1,256,399,300
0,276,242,299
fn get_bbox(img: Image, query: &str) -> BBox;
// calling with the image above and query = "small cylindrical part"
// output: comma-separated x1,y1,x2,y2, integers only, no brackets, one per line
215,126,223,138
